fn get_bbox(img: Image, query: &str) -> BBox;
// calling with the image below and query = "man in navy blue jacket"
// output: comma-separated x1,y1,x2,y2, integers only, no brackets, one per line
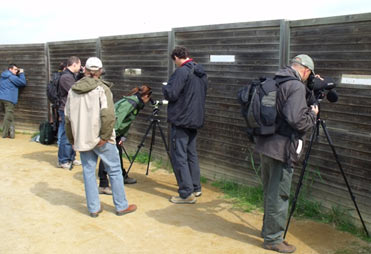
163,46,208,204
0,64,26,138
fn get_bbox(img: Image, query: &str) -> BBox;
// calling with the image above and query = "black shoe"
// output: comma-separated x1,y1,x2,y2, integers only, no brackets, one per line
124,176,137,184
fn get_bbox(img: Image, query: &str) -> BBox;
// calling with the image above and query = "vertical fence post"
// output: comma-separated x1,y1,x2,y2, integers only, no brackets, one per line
45,42,51,122
96,38,102,58
167,30,175,79
279,20,290,68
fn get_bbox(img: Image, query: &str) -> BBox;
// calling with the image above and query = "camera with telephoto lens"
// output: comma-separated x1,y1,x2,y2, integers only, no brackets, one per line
306,73,338,106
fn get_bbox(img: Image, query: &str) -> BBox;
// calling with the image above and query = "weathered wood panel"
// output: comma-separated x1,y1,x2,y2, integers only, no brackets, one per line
99,33,170,160
173,20,283,186
48,39,97,77
289,13,371,228
0,44,47,131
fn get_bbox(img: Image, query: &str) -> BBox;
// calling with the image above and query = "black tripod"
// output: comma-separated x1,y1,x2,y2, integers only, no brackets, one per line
126,104,173,176
284,109,369,238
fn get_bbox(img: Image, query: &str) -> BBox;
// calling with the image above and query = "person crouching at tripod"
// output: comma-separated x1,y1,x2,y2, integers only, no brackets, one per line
65,57,137,217
98,85,152,195
255,54,320,253
162,46,208,204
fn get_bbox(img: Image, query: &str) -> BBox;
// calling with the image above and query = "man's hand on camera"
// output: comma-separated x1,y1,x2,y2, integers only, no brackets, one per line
311,105,319,115
315,74,323,81
97,139,107,147
19,69,24,74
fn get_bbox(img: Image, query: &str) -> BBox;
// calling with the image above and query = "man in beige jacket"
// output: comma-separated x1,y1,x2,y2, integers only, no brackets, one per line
65,57,137,218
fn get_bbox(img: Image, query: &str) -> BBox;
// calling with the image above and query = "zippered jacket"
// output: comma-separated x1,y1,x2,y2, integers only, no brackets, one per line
162,61,208,129
65,76,116,151
255,67,317,164
0,70,26,104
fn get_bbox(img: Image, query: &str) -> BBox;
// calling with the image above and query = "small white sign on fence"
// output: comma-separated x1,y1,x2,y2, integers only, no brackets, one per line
341,74,371,86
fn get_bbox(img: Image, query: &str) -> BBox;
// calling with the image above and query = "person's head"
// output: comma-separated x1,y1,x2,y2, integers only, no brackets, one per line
171,46,190,67
128,85,152,104
84,57,103,79
66,56,81,73
8,63,19,75
290,54,314,82
58,61,67,72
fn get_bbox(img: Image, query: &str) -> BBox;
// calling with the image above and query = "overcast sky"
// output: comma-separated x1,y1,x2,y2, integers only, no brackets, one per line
1,0,371,44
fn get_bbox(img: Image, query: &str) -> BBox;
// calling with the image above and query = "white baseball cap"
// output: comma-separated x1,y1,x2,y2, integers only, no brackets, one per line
85,57,103,71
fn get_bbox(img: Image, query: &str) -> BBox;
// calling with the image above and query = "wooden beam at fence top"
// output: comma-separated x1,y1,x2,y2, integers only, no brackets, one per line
173,19,283,33
290,12,371,27
99,32,169,41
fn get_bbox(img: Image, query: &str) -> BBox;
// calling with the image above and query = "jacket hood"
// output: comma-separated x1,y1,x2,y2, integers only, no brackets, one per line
1,70,12,79
275,66,301,81
72,77,114,94
185,62,206,78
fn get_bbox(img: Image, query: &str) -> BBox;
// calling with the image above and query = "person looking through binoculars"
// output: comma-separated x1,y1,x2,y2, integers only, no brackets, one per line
98,85,152,195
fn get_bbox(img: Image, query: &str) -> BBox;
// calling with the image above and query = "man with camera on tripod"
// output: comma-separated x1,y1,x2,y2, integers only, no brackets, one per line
163,46,208,204
255,54,319,253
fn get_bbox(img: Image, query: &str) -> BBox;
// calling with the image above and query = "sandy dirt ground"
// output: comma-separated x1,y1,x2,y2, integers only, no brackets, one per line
0,134,369,254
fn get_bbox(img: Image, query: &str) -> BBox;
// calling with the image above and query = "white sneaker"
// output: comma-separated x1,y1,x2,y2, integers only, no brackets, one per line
194,191,202,197
73,160,82,166
58,162,72,169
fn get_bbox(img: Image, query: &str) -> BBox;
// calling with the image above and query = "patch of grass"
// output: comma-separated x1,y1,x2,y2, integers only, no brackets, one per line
211,180,263,212
335,241,371,254
200,176,208,184
31,132,39,138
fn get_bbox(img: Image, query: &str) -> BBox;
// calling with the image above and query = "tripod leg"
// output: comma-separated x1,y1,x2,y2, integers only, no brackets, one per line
320,120,369,237
146,121,157,175
121,145,132,164
157,123,173,163
126,120,154,175
284,123,318,239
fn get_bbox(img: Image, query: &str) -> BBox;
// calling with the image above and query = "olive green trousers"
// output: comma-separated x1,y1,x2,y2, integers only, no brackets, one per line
1,100,15,138
260,154,293,244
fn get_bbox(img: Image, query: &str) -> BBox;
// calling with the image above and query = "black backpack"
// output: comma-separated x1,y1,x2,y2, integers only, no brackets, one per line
39,121,55,145
47,72,62,105
237,76,297,142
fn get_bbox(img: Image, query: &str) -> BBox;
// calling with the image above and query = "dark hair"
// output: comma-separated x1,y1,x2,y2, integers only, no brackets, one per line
58,61,67,71
128,85,152,98
171,46,189,60
8,63,18,70
67,56,80,67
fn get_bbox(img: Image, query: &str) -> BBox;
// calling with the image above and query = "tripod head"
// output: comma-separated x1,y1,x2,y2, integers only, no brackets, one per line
150,98,168,116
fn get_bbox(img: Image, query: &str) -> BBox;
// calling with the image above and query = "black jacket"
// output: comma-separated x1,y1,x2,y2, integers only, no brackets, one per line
162,61,208,129
255,67,317,164
58,68,77,111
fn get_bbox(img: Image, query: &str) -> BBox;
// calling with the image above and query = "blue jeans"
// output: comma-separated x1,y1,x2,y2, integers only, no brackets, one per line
58,110,76,164
80,142,128,213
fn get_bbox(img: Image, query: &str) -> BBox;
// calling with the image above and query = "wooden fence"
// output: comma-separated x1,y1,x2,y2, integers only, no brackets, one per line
0,13,370,229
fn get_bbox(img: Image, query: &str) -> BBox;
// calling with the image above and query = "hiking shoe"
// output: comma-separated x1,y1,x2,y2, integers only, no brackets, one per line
58,162,72,170
124,176,137,184
73,160,82,166
194,191,202,197
98,187,112,195
116,204,137,216
263,241,296,253
89,207,103,218
169,194,197,204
